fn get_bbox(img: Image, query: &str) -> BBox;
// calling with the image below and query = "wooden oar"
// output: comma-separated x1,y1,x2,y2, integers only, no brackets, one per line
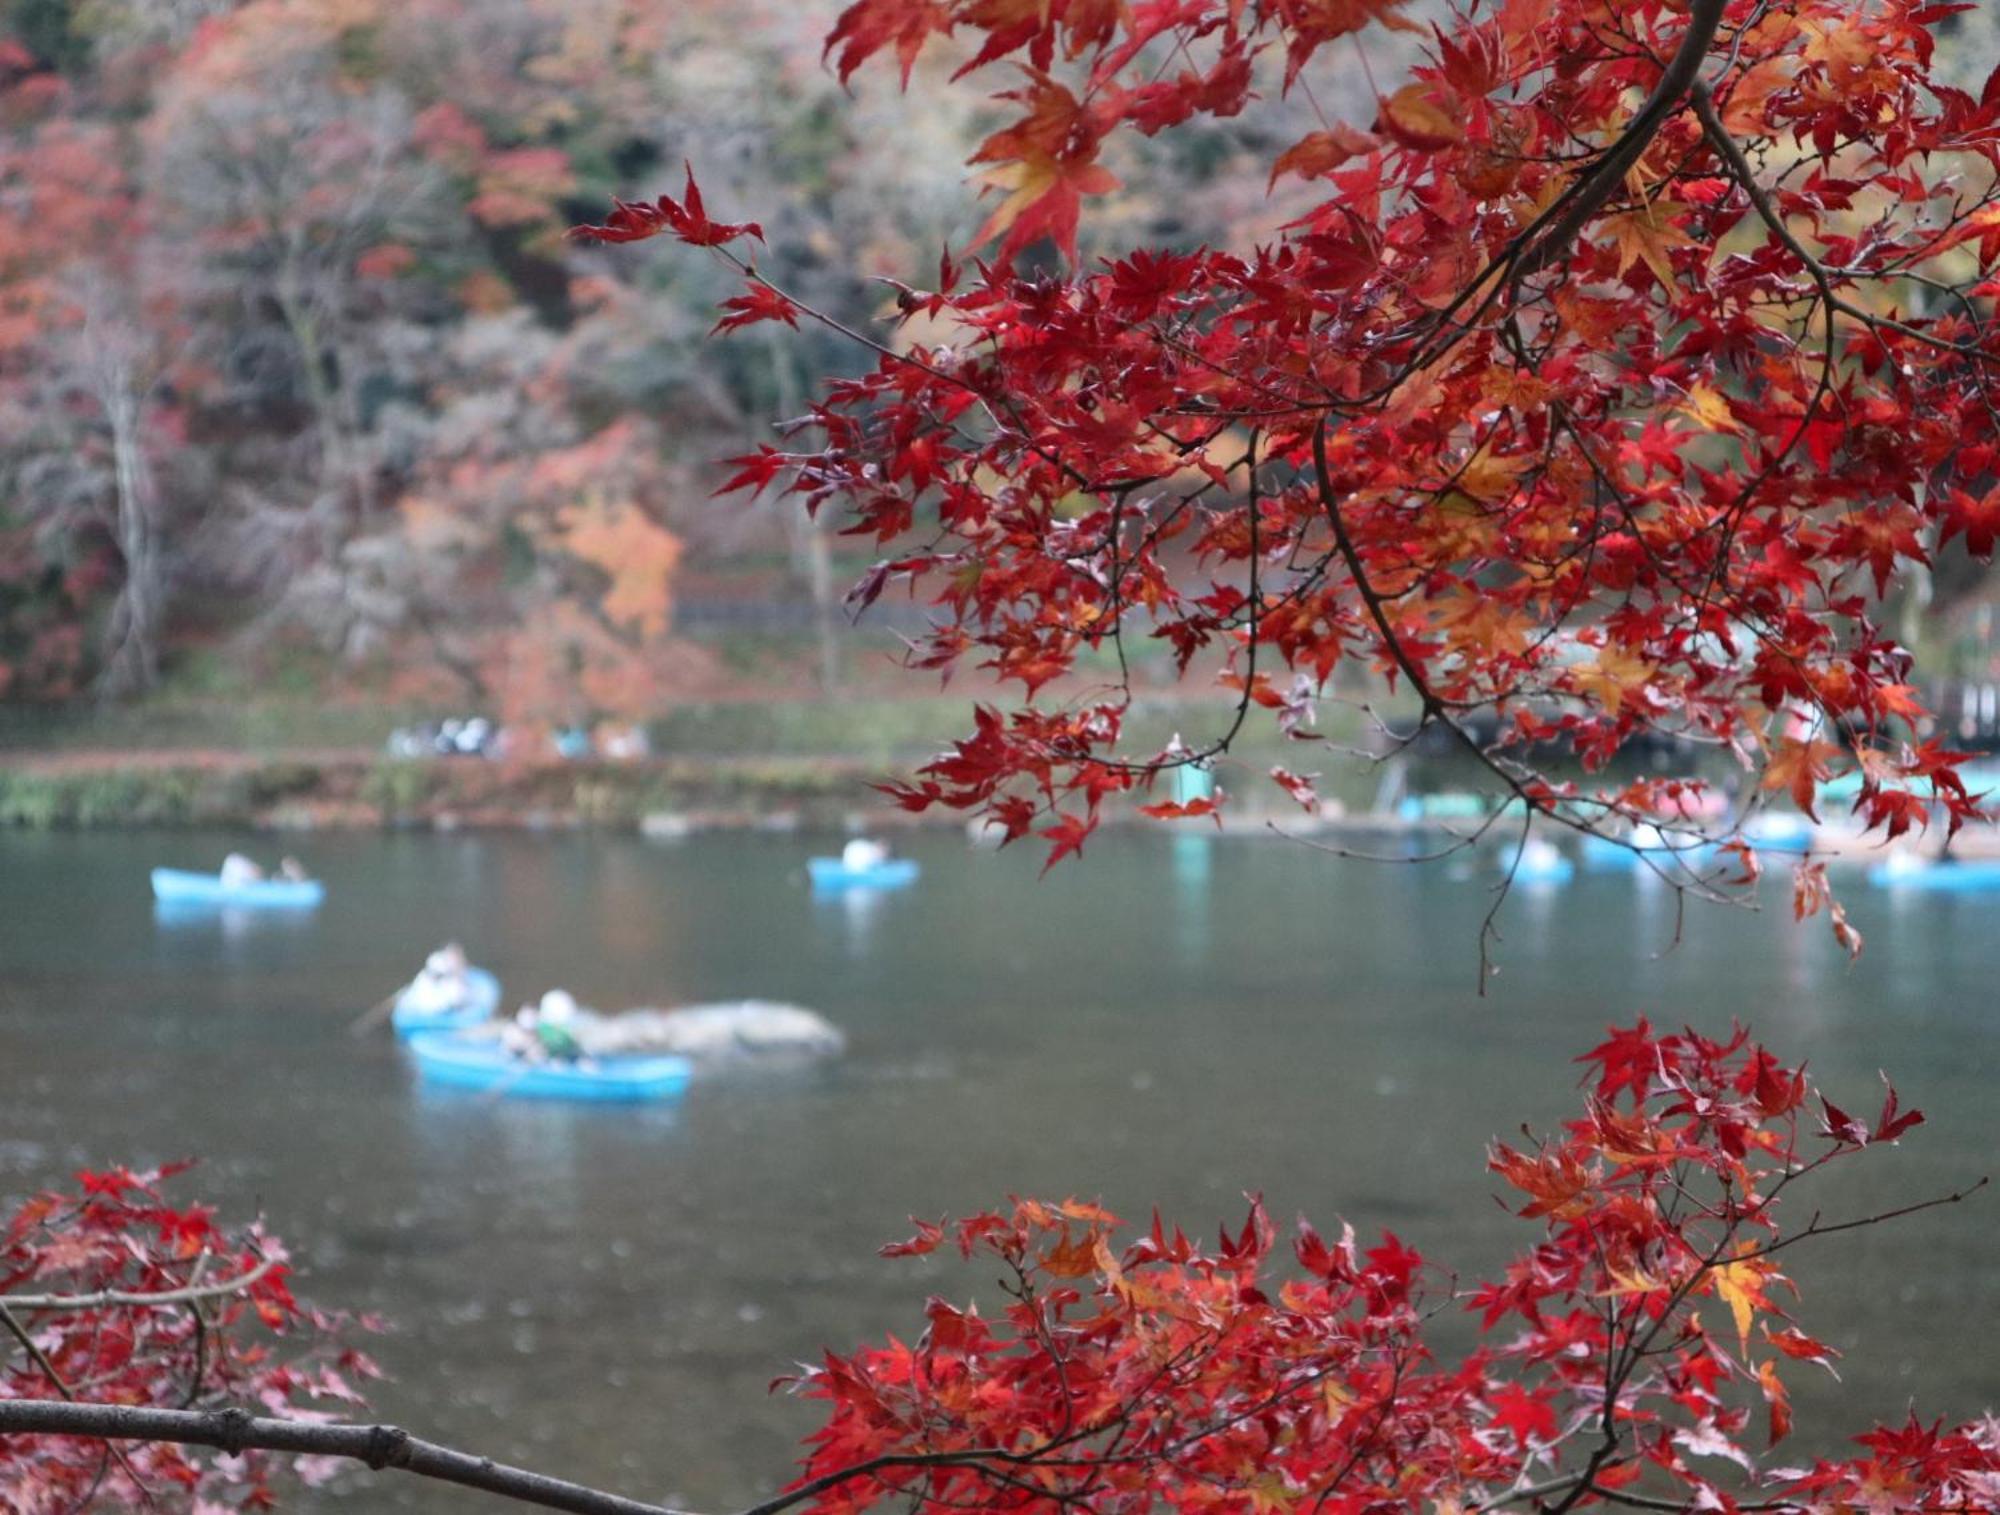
348,985,407,1037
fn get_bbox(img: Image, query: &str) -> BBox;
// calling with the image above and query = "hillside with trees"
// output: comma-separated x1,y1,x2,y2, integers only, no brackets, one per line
0,0,1388,727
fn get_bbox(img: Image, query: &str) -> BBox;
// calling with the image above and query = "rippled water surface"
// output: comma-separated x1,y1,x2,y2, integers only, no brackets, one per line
1,827,1996,1509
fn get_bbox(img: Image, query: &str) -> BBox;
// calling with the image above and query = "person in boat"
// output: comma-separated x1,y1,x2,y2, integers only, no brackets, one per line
218,852,265,887
277,856,310,882
403,943,473,1015
840,837,891,873
502,990,588,1064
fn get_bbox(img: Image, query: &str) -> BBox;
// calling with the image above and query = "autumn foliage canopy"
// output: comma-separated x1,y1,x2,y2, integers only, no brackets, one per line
579,0,2000,899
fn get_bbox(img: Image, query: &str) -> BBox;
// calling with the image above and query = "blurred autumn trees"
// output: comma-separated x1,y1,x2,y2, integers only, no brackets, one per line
0,0,1394,715
0,0,988,712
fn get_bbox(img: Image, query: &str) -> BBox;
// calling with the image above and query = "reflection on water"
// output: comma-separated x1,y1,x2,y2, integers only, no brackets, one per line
1,826,1997,1509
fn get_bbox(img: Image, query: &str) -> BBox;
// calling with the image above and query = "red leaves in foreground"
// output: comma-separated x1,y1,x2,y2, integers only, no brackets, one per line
788,1025,1992,1515
1,1166,375,1510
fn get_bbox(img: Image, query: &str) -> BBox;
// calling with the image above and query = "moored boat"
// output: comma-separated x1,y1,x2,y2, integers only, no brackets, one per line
150,868,325,909
405,1032,692,1102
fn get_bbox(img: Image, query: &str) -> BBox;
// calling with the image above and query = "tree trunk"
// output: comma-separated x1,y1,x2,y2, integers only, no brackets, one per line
768,328,841,692
94,355,161,699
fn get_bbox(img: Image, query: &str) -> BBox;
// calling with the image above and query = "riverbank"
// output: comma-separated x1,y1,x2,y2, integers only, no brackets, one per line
0,693,1385,832
0,750,887,832
1,747,1989,865
0,748,1376,835
4,695,1989,856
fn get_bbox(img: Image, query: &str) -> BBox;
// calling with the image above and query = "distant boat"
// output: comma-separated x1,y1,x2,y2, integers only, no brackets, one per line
405,1032,692,1102
150,868,325,909
391,968,503,1038
1577,825,1718,874
807,856,921,891
1867,855,2000,892
1511,840,1575,885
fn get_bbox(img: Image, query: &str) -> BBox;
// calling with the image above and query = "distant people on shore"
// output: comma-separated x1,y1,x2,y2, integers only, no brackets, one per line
383,717,656,764
386,717,498,760
596,722,650,762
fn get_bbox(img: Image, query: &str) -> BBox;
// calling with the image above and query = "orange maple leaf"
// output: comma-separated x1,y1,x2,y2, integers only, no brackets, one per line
1268,122,1382,187
1571,646,1657,718
1378,83,1462,151
1603,200,1695,287
972,75,1121,264
1710,1247,1780,1352
1762,736,1842,820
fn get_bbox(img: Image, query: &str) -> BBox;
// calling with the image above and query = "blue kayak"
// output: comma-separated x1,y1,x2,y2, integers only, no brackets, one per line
151,868,325,909
807,857,921,891
406,1032,692,1102
1868,857,2000,892
391,968,502,1038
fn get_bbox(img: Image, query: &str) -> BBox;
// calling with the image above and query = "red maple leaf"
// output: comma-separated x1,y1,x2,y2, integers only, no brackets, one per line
570,163,763,248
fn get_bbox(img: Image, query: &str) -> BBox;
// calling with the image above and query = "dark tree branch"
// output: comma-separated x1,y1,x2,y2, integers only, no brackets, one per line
1508,0,1727,284
0,1400,698,1515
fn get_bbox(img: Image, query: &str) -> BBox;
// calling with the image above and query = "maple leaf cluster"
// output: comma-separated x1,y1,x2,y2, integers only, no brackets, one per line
0,1165,376,1510
581,0,2000,884
784,1023,1992,1515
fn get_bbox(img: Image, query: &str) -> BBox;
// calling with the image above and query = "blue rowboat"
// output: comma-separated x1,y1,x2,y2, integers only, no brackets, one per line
150,868,325,909
807,857,921,891
1868,857,2000,892
391,968,502,1038
406,1033,692,1102
1511,848,1575,886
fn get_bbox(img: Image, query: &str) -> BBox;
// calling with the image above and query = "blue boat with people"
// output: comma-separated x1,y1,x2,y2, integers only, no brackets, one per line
808,838,920,892
150,867,325,909
405,1031,692,1102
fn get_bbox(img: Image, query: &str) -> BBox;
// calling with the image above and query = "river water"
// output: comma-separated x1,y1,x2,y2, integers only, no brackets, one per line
0,826,1995,1510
